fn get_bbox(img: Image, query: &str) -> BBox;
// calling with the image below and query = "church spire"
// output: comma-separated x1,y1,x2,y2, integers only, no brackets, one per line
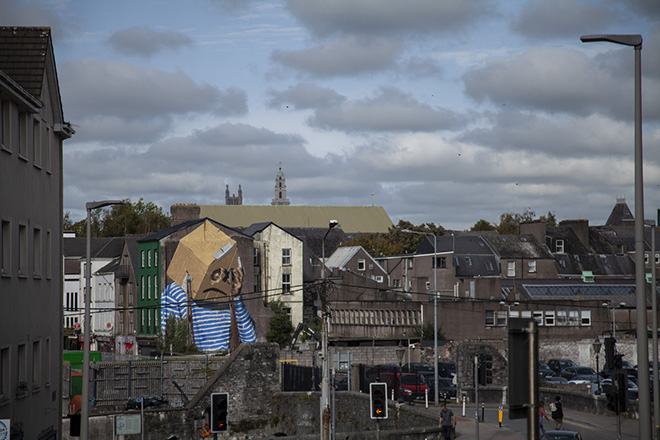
272,163,290,206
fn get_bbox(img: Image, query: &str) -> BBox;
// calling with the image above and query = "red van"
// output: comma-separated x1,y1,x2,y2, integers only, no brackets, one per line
380,372,428,402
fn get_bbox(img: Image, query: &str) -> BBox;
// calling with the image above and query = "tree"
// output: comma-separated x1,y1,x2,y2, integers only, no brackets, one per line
63,198,170,237
157,315,199,354
411,322,445,341
343,220,446,257
266,300,294,348
471,219,496,232
496,209,535,235
539,211,558,227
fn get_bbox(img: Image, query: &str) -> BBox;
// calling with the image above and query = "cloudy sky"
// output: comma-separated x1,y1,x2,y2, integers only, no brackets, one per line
2,0,659,230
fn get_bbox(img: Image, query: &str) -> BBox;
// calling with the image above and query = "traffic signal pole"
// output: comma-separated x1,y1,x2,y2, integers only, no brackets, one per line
474,354,479,440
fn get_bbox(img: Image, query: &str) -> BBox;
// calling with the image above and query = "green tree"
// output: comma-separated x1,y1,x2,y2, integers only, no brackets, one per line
411,322,445,341
470,219,496,232
539,211,558,226
156,315,199,354
63,198,170,237
496,209,536,235
343,220,446,257
266,300,295,348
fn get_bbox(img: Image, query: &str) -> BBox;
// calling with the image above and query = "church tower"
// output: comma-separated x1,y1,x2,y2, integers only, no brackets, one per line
225,184,243,205
272,164,290,206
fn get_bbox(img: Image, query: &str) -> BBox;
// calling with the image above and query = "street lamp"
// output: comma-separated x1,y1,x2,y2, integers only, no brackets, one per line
81,200,124,440
593,337,602,394
499,300,520,322
602,301,626,339
581,33,649,439
401,229,439,405
321,219,338,440
396,342,406,404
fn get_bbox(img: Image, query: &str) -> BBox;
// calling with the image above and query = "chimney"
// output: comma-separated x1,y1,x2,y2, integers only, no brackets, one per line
170,204,200,226
559,219,590,248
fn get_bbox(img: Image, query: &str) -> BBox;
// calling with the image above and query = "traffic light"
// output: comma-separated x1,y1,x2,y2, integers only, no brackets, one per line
370,382,388,419
604,337,616,369
606,392,618,413
613,354,624,370
478,353,493,385
211,393,228,432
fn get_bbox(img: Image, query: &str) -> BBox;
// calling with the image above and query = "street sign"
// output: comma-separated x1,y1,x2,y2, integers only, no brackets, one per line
115,415,141,435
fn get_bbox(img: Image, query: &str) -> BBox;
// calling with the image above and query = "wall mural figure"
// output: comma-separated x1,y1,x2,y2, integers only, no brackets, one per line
161,221,256,351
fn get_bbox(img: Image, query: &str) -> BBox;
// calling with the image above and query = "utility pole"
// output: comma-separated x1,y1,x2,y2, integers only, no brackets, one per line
321,220,338,440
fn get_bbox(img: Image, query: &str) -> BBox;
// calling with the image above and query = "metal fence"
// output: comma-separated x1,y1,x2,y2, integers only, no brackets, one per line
93,360,163,405
281,363,321,391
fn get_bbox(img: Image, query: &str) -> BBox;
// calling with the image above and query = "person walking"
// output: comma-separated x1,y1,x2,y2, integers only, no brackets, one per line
439,403,456,440
550,395,564,430
539,400,550,433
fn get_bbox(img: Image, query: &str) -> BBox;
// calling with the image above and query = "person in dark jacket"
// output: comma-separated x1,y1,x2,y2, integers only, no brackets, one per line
550,395,564,430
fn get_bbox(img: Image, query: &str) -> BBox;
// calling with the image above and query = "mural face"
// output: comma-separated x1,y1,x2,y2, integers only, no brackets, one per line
161,220,256,351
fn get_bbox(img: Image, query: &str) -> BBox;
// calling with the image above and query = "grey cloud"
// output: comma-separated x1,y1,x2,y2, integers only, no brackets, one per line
60,59,246,120
309,86,468,132
0,1,65,35
266,83,345,109
69,115,172,145
285,0,495,37
511,0,615,40
271,36,403,76
192,122,306,147
462,47,633,118
107,26,193,56
398,56,445,79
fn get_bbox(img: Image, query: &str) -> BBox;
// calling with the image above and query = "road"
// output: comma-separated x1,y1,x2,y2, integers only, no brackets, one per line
425,404,640,439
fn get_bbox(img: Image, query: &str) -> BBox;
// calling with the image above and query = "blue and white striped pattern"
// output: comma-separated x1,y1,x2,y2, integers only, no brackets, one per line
160,282,257,351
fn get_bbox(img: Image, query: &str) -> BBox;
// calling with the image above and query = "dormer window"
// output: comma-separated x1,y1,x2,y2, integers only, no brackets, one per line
555,239,565,253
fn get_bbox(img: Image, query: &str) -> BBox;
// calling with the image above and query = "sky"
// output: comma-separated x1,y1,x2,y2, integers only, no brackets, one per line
2,0,659,231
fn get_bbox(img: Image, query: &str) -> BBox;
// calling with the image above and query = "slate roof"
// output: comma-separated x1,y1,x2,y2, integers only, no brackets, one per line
481,233,553,259
520,283,648,307
545,226,590,255
606,198,635,226
0,27,50,98
63,237,127,259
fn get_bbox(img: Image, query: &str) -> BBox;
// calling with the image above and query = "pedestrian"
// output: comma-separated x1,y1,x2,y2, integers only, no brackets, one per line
550,395,564,430
539,400,550,433
439,403,456,440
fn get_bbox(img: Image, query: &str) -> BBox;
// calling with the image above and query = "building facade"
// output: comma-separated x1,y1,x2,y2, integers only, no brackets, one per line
0,27,74,439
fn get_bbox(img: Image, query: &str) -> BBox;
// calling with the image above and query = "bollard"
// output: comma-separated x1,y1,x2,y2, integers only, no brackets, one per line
498,403,503,427
481,401,485,422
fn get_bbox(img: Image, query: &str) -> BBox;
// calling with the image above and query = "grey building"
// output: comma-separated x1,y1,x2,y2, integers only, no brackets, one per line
0,27,74,439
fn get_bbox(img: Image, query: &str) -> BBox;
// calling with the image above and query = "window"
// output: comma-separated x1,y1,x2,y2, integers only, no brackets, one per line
545,311,555,326
393,279,400,288
282,273,291,293
533,311,544,326
1,220,10,275
645,254,649,264
141,250,145,268
438,257,446,268
253,275,259,292
153,275,158,299
357,259,366,271
18,224,27,276
147,276,151,299
496,311,507,326
19,112,28,158
555,239,565,253
45,126,52,173
528,260,536,273
485,261,494,271
0,99,9,151
32,118,41,168
154,248,158,267
375,275,383,283
0,346,8,401
141,276,145,299
17,343,26,393
568,310,580,326
147,249,151,267
32,340,41,389
46,230,51,278
656,254,660,265
556,310,567,326
465,257,472,266
282,248,291,266
147,309,152,333
33,227,42,277
253,247,259,266
581,310,592,326
507,261,515,277
407,258,413,269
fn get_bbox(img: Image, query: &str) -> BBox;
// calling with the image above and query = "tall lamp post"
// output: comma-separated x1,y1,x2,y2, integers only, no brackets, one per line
401,229,439,405
81,200,124,440
581,33,649,439
321,220,338,440
593,337,602,394
396,342,406,403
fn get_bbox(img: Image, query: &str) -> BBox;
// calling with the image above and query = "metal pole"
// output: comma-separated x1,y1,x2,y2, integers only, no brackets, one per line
652,224,659,438
321,221,337,440
528,319,539,440
433,234,438,406
633,43,651,440
81,207,92,440
474,354,479,440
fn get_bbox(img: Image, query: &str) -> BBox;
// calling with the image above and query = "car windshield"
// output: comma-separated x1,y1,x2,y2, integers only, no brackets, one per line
411,364,433,371
438,379,454,387
576,368,595,375
401,375,425,385
560,360,575,367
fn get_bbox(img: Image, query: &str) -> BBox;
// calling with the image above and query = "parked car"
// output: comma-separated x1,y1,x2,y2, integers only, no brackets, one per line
539,362,555,378
560,366,598,382
438,362,456,378
540,430,583,440
599,377,639,400
600,360,637,379
380,372,428,402
547,359,576,375
542,376,568,384
402,362,433,373
125,395,167,410
365,364,399,384
436,377,457,400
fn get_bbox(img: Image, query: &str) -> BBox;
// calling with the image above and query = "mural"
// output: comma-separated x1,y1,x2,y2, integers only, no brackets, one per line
161,221,256,351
